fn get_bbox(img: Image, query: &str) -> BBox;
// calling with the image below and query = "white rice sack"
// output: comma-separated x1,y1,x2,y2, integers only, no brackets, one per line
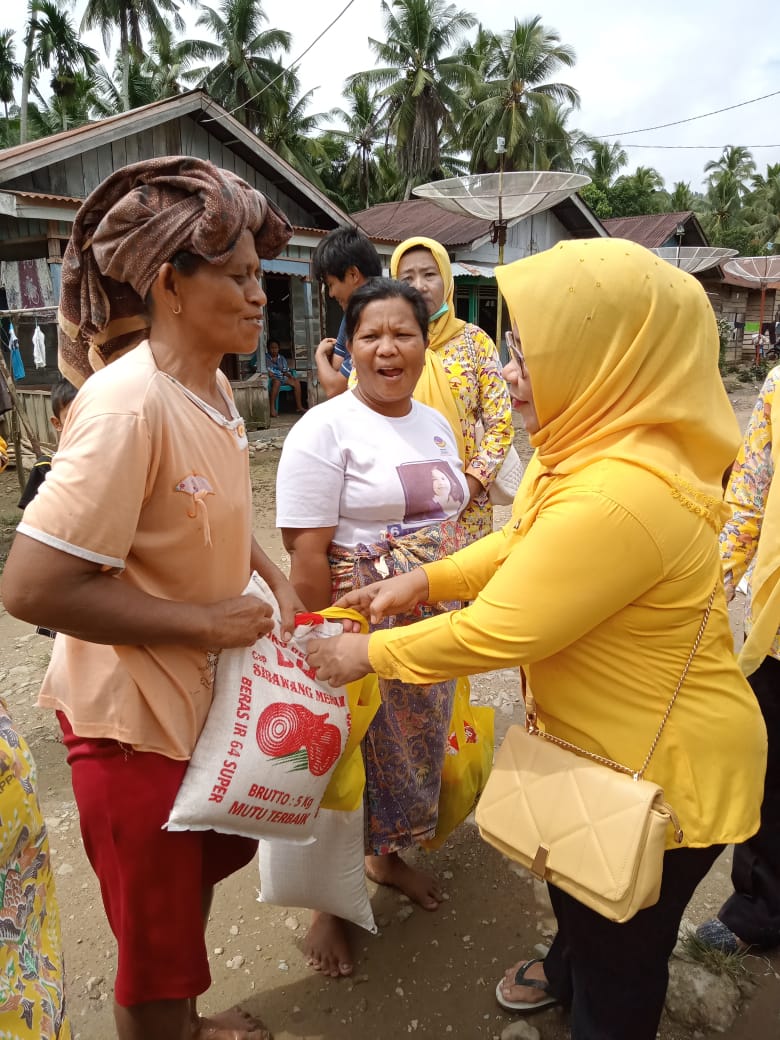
166,573,351,842
258,806,377,933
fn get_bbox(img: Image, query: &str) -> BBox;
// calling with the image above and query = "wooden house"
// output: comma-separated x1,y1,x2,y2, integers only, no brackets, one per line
353,195,607,351
0,90,355,435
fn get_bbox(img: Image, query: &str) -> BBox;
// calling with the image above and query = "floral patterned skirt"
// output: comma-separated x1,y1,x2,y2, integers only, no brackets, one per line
329,521,464,855
0,698,71,1039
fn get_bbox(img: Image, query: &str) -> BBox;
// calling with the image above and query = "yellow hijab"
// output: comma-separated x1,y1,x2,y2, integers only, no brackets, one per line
390,236,467,461
495,238,740,533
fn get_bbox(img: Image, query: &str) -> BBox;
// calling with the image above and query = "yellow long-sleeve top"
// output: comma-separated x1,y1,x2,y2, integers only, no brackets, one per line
368,459,767,849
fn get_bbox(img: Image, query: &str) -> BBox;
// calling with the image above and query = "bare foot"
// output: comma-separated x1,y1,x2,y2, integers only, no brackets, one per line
365,852,442,910
195,1006,272,1039
303,911,353,977
499,960,550,1006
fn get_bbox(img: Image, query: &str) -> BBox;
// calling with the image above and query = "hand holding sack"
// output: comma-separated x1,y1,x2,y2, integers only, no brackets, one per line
166,575,363,842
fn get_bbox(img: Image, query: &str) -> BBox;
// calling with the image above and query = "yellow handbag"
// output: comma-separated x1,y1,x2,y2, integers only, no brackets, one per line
476,586,716,923
420,678,494,851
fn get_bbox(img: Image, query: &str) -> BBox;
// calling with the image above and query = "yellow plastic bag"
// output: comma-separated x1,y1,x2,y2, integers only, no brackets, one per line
320,672,381,811
314,606,381,813
420,678,495,851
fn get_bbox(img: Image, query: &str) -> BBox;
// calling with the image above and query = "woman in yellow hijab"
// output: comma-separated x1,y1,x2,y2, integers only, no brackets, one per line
391,237,513,541
306,238,767,1040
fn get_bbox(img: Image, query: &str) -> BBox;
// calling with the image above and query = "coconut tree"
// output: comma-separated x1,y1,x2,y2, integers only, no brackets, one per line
81,0,184,112
258,71,331,187
664,181,698,212
88,58,159,116
325,80,387,210
31,1,98,129
27,69,95,136
460,16,579,173
0,29,22,144
746,164,780,251
577,139,628,189
704,145,756,199
189,0,291,133
350,0,477,199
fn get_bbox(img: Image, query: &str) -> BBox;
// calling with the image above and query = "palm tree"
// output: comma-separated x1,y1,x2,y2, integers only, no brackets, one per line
326,80,387,210
746,164,780,251
350,0,477,198
19,0,39,144
704,145,756,199
81,0,184,112
258,72,330,186
28,69,95,136
460,16,580,173
664,181,698,212
0,29,22,144
88,58,158,116
700,174,745,242
31,0,98,129
577,139,628,189
190,0,291,132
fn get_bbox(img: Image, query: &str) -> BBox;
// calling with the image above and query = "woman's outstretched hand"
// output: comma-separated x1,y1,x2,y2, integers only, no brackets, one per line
306,633,372,686
333,569,430,625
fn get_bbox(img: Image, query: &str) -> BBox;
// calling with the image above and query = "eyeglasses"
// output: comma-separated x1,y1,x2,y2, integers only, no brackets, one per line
504,331,527,378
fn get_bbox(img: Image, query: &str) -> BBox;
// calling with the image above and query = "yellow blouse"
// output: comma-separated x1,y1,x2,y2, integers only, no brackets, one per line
368,459,766,849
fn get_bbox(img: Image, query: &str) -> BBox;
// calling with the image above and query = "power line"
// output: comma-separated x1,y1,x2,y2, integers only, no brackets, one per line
220,0,357,121
596,89,780,139
622,142,780,150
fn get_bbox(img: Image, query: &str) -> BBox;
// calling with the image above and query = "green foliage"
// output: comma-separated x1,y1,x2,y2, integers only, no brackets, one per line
348,0,477,198
458,16,580,173
678,932,749,982
3,0,780,238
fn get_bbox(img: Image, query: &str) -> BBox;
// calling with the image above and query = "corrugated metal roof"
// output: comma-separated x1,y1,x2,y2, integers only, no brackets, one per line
353,199,491,247
0,91,352,230
451,261,495,278
6,189,82,205
601,211,700,248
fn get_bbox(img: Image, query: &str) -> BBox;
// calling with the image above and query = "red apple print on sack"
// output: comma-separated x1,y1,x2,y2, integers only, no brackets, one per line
307,723,342,776
463,722,478,744
256,703,308,756
255,704,342,775
446,730,459,755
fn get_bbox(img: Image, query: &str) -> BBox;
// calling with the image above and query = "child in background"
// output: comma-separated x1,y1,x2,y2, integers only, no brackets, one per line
18,379,77,509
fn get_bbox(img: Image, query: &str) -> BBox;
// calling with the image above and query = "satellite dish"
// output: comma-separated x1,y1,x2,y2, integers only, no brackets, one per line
723,256,780,283
412,171,591,221
651,246,738,274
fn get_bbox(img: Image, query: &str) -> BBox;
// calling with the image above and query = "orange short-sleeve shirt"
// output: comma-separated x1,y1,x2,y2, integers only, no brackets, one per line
20,342,252,759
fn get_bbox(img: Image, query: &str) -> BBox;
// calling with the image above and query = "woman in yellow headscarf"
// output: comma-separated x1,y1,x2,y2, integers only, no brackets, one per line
306,238,767,1040
391,237,513,541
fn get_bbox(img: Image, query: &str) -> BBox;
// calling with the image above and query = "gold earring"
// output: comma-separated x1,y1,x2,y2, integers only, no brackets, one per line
172,303,182,316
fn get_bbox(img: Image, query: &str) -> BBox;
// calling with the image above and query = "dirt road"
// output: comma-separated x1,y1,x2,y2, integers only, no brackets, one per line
0,384,778,1039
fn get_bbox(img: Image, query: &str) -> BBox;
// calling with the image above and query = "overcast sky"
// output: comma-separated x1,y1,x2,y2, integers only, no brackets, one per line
5,0,780,190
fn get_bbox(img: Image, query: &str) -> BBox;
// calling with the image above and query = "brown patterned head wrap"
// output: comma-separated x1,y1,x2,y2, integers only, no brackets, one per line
58,156,293,386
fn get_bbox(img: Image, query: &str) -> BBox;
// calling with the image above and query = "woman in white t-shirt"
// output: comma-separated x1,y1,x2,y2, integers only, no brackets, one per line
277,278,469,978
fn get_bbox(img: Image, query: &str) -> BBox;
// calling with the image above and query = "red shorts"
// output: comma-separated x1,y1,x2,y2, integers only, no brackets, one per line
58,714,257,1007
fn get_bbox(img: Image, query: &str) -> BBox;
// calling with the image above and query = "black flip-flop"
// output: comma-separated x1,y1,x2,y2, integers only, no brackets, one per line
496,957,559,1012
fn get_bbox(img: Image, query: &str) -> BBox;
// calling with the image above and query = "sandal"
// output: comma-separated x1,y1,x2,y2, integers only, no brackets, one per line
496,957,559,1012
695,918,747,955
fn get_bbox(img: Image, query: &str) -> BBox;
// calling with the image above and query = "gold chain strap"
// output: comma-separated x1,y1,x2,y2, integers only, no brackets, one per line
524,583,718,781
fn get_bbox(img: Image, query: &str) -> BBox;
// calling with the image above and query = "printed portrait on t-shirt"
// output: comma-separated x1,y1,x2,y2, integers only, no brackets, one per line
395,460,466,532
